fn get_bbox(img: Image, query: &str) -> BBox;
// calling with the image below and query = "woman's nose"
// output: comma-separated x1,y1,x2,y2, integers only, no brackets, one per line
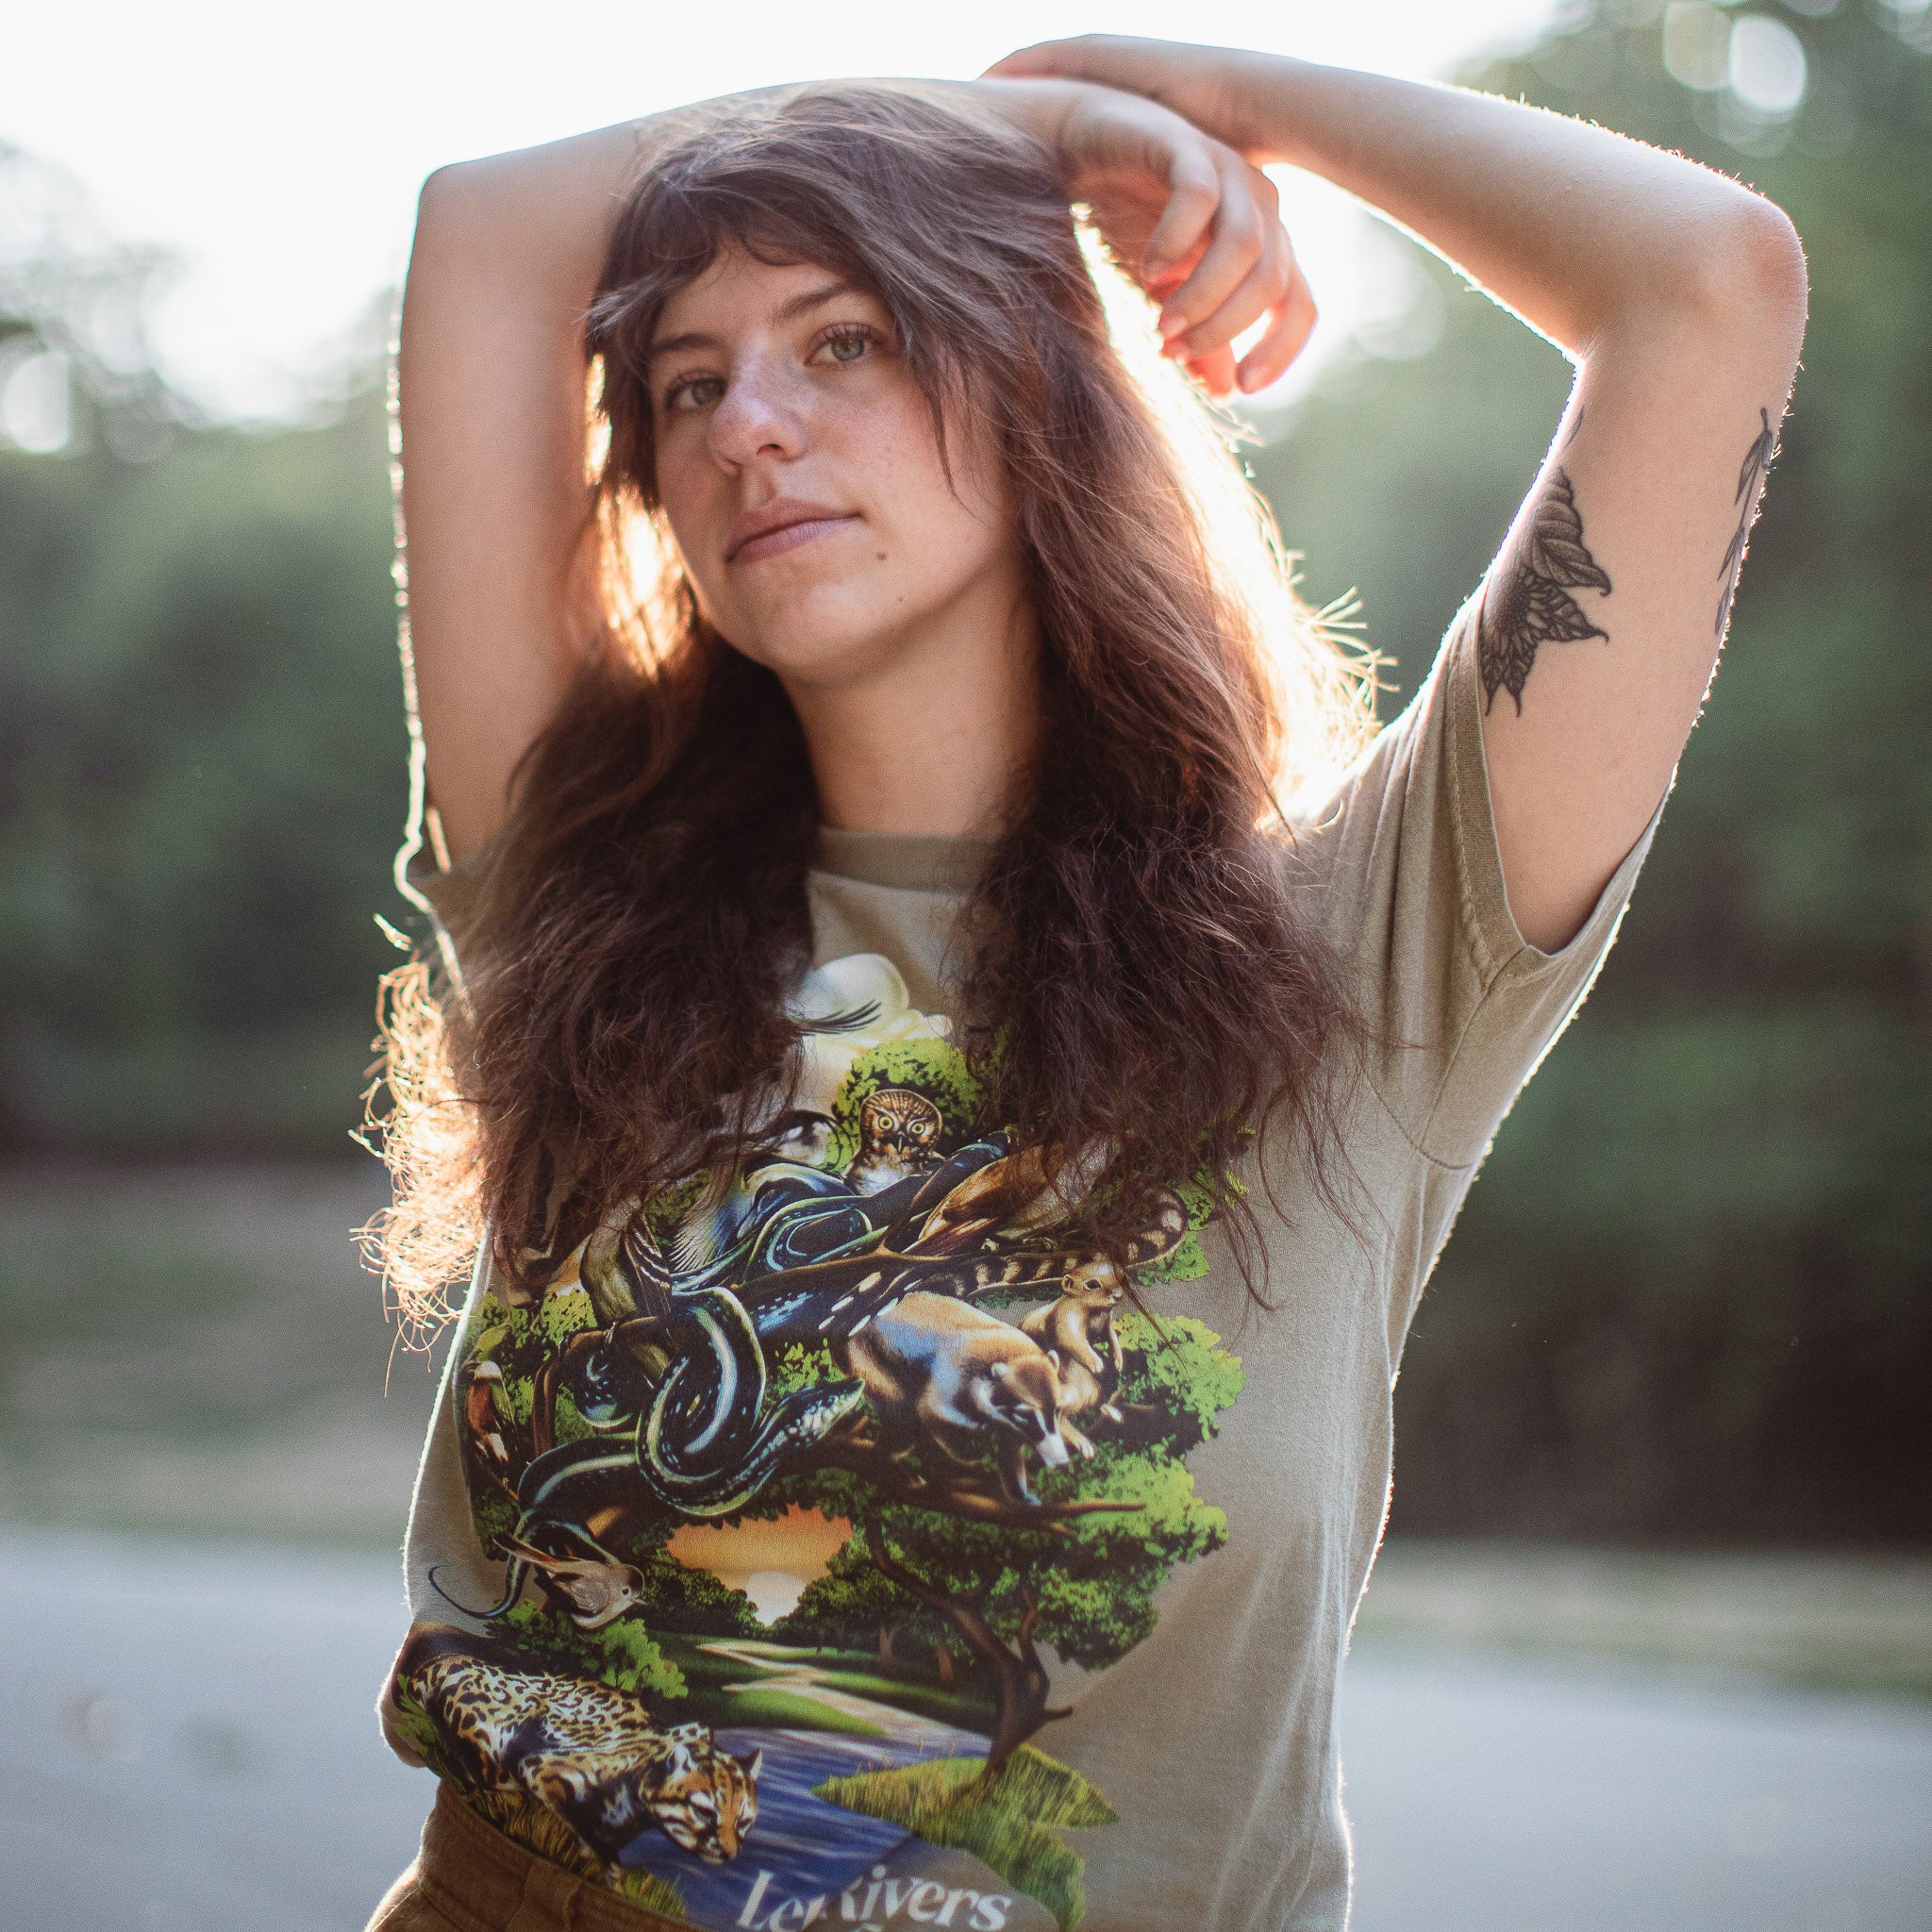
705,360,806,469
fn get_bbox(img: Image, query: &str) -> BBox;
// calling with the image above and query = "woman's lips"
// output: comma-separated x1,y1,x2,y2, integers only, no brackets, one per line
728,513,860,566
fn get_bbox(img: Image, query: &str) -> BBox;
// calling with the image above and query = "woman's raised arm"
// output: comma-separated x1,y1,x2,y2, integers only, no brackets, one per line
993,37,1809,950
398,110,713,862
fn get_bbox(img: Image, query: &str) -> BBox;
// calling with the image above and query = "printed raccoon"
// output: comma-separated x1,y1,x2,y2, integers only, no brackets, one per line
843,1291,1072,1504
396,1626,760,1876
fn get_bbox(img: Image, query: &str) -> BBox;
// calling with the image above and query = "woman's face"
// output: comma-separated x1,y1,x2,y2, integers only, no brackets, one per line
646,246,1027,697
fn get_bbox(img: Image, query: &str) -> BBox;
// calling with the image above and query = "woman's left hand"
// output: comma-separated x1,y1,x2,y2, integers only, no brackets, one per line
974,76,1315,395
994,37,1810,956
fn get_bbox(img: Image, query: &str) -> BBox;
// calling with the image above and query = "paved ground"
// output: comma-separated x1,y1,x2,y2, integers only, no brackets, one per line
4,1529,1927,1932
1341,1647,1932,1932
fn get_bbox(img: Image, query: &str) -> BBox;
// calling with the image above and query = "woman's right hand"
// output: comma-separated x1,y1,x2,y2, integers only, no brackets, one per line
973,76,1315,397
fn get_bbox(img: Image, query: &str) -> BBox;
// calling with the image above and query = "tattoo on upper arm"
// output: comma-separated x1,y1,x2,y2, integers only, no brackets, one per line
1716,408,1781,638
1477,468,1613,715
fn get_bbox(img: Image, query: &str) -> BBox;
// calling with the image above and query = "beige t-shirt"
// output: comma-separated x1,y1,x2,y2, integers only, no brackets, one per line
382,599,1656,1932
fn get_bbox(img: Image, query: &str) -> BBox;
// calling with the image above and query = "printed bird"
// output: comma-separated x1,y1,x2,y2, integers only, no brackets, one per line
462,1360,510,1467
911,1142,1071,1253
499,1536,649,1630
844,1088,944,1195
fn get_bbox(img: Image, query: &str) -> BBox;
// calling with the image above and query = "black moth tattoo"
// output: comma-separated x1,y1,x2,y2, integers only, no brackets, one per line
1716,407,1780,638
1477,468,1613,715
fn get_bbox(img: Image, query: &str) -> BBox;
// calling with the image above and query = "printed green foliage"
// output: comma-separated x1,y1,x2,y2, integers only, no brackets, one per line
779,1317,1242,1715
643,1170,710,1244
1116,1315,1246,1449
470,1487,517,1553
498,1376,535,1430
815,1746,1117,1932
467,1318,512,1363
386,1682,454,1782
1035,1453,1232,1669
778,1538,933,1649
502,1599,688,1701
555,1388,613,1447
768,1339,842,1397
630,1545,764,1638
824,1038,985,1169
463,1295,554,1431
538,1286,597,1345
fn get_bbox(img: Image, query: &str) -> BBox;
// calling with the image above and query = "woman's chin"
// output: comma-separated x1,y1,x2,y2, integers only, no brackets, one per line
721,601,919,693
735,637,908,695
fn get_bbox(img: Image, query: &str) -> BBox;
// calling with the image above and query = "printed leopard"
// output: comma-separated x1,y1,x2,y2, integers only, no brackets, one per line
395,1625,760,1878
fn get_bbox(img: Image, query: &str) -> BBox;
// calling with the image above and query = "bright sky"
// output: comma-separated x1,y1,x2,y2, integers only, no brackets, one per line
2,0,1563,422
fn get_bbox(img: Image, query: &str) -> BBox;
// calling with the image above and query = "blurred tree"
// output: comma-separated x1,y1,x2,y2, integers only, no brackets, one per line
1256,0,1932,1541
0,146,405,1151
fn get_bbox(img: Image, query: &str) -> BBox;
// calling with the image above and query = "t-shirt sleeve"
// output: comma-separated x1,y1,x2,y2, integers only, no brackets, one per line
1291,592,1663,1168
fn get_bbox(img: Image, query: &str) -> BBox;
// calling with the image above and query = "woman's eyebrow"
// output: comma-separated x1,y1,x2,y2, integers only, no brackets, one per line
645,281,862,366
775,278,861,321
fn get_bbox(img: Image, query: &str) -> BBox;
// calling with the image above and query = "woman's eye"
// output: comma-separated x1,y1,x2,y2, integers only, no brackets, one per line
812,325,878,368
664,375,724,413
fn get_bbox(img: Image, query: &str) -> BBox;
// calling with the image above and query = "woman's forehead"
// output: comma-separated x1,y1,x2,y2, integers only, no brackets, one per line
649,246,881,348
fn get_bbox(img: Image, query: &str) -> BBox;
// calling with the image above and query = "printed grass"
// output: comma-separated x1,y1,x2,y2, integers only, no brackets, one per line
657,1636,882,1736
807,1664,996,1731
726,1640,997,1729
721,1686,885,1736
663,1635,990,1735
814,1745,1118,1931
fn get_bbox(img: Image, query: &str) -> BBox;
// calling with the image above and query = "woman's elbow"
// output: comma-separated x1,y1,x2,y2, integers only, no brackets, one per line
414,158,490,238
1738,193,1807,312
1686,192,1809,342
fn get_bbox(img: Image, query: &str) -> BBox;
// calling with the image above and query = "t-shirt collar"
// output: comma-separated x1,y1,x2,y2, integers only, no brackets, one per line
810,826,995,895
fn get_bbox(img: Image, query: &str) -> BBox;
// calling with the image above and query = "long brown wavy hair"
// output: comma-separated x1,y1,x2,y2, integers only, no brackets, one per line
368,85,1376,1332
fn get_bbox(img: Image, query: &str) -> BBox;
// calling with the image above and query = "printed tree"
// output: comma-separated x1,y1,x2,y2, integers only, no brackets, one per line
775,1312,1243,1774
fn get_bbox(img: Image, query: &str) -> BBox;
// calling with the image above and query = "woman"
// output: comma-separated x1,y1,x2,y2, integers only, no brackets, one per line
367,36,1805,1932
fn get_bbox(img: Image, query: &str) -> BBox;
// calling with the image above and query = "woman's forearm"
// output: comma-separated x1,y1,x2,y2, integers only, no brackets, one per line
1219,55,1803,351
410,92,796,304
396,96,794,857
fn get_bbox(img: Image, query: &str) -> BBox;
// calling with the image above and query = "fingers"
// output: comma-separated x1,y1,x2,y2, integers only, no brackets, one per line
1166,220,1314,397
1018,72,1313,397
1139,146,1224,282
1184,344,1241,396
1232,265,1319,394
1151,152,1269,335
1150,157,1312,394
983,39,1069,79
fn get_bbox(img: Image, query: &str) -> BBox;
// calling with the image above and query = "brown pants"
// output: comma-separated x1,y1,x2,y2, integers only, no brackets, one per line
367,1787,692,1932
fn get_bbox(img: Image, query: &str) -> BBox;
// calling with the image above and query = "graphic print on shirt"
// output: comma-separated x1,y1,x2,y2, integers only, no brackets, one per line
387,955,1245,1932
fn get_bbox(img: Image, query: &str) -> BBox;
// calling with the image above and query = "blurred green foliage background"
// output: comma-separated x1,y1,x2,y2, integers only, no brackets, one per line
2,0,1925,1544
